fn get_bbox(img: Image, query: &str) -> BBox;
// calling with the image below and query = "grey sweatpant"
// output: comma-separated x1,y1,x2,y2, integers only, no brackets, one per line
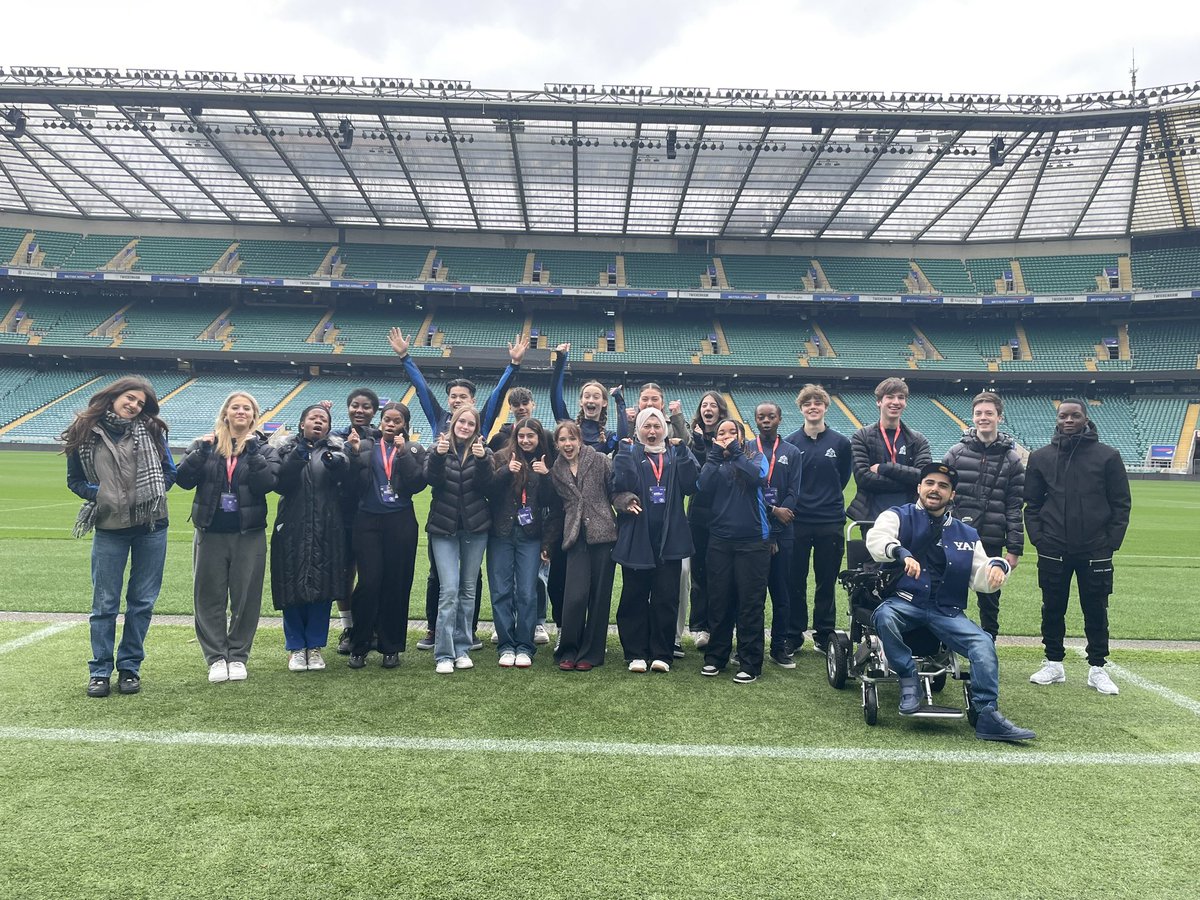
193,529,267,665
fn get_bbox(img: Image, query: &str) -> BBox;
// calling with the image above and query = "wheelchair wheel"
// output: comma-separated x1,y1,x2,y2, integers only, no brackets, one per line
964,683,979,727
826,637,849,689
863,683,879,726
931,672,947,693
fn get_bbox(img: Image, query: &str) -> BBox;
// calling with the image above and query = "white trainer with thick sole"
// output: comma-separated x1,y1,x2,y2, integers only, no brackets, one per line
1029,659,1066,685
1087,665,1120,695
288,650,308,672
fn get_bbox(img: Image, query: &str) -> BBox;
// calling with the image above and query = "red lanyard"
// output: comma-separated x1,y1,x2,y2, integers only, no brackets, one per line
224,454,238,488
647,451,665,486
521,487,528,506
879,424,900,463
757,436,779,483
380,442,398,480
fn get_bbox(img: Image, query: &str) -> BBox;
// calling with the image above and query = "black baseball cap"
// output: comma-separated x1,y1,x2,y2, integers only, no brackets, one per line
919,462,958,489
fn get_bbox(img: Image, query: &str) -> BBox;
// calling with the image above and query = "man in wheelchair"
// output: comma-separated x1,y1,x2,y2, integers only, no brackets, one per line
866,463,1036,743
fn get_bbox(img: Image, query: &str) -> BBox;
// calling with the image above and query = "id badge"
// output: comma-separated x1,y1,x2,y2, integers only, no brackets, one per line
763,487,778,506
649,485,667,504
379,484,397,503
517,506,534,526
220,492,239,512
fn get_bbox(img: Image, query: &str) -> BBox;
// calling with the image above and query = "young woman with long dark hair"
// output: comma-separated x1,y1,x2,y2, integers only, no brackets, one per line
63,376,176,698
487,417,554,668
175,391,279,684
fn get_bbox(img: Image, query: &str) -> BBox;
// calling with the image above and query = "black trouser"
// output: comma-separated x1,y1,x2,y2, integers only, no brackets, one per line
705,536,771,677
351,507,418,655
547,544,567,626
555,540,615,667
789,520,845,647
974,540,1005,638
766,535,792,654
687,513,711,631
424,544,482,634
617,558,683,665
1038,551,1114,666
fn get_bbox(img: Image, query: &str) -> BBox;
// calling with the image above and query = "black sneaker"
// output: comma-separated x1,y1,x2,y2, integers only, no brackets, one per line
813,639,828,655
416,630,435,651
672,643,685,659
700,664,721,677
381,653,400,669
116,670,141,694
336,628,353,655
348,654,367,669
86,676,111,698
769,650,797,670
733,671,758,685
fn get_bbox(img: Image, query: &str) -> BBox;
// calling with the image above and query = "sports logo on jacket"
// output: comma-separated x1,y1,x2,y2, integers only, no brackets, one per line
825,448,838,458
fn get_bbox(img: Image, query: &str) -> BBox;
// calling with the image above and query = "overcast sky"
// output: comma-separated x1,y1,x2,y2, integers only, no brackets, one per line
4,0,1196,96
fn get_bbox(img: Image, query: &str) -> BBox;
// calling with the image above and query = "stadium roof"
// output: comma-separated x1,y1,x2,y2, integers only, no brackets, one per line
1,69,1199,241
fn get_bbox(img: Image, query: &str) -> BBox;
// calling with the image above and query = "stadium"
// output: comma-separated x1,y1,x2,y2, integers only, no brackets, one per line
2,63,1200,898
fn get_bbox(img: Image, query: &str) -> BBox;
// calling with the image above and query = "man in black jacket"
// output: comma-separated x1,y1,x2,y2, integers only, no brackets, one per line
943,391,1024,638
846,377,932,526
1024,399,1131,695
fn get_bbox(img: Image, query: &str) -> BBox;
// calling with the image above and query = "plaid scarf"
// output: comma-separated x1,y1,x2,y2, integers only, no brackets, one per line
73,414,167,537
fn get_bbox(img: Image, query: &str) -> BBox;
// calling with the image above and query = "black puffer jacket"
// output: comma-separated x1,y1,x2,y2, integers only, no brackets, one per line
943,429,1025,555
846,421,932,522
270,435,350,609
425,442,493,535
488,450,555,543
176,433,279,531
1023,422,1131,556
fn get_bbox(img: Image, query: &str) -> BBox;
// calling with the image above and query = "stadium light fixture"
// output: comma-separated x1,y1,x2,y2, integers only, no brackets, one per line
2,107,27,138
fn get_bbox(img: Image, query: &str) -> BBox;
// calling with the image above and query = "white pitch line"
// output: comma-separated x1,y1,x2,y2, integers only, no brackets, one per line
1075,649,1200,716
0,725,1197,766
0,501,78,514
0,622,79,655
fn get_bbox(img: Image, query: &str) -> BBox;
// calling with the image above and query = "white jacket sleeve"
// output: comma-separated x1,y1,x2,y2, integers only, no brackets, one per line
968,540,1010,593
866,510,903,563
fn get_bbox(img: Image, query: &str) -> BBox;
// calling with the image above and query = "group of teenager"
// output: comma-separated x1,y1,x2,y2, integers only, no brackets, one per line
65,347,1131,733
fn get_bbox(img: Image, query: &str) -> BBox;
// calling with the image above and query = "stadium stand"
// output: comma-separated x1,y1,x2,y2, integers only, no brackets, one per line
712,316,811,366
117,298,229,352
26,231,84,268
604,310,710,364
914,258,975,295
234,240,333,278
12,296,121,348
719,255,812,292
807,319,913,368
0,227,28,264
1127,318,1200,370
1018,254,1121,294
1131,246,1200,291
434,248,527,285
131,237,231,274
622,253,716,290
530,308,614,354
338,243,430,281
225,305,333,354
1014,320,1116,371
0,366,100,432
963,257,1013,294
532,251,615,287
817,256,911,294
158,375,301,443
323,305,439,357
911,318,1016,370
432,307,526,350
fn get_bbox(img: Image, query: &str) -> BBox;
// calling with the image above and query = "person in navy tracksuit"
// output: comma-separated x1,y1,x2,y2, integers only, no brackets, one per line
611,408,699,673
696,418,772,684
752,402,803,669
387,326,529,648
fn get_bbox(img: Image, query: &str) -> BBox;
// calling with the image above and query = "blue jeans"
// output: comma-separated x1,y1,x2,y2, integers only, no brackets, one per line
430,531,489,663
488,530,541,656
872,599,999,708
282,601,334,651
89,525,169,678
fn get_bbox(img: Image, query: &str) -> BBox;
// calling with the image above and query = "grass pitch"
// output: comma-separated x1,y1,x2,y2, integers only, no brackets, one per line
2,449,1199,898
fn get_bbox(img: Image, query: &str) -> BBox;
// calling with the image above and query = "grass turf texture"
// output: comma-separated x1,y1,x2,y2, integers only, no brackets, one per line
3,449,1198,640
1,628,1199,898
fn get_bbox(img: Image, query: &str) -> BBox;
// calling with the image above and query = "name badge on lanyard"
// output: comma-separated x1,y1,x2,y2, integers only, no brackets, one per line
221,455,239,512
763,487,778,506
647,452,666,503
379,443,399,503
517,487,534,525
757,435,779,507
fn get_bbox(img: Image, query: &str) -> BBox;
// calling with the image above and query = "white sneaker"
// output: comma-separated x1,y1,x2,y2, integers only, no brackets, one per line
498,651,517,668
288,650,308,672
1029,659,1066,685
694,630,710,649
1088,665,1120,695
435,659,454,675
454,656,474,670
650,660,671,673
515,652,533,668
533,624,550,645
491,630,500,644
628,659,648,673
227,661,248,682
208,659,229,683
306,648,326,671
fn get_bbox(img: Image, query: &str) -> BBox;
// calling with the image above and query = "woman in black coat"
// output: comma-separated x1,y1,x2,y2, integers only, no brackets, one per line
269,404,350,673
612,408,698,673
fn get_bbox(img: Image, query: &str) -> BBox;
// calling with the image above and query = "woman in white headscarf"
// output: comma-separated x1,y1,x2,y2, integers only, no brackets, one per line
610,408,699,673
